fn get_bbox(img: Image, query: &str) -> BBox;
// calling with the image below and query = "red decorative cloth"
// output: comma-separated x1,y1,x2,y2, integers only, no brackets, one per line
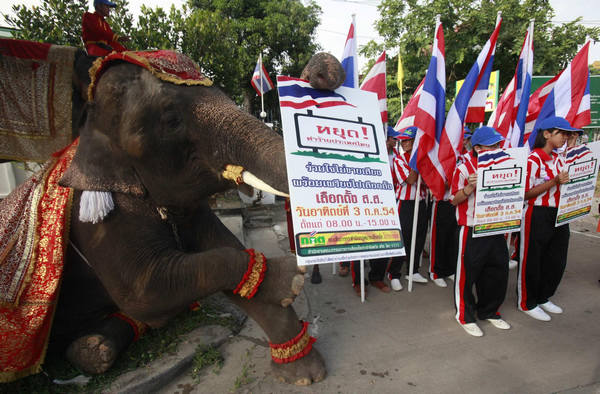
88,50,213,100
0,139,78,382
0,38,51,61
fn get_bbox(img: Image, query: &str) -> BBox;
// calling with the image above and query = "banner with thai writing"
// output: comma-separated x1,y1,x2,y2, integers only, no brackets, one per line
555,141,600,226
473,147,528,237
277,76,404,265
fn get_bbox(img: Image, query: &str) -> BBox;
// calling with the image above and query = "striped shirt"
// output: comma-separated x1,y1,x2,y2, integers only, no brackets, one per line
525,148,565,208
393,151,427,201
451,151,477,226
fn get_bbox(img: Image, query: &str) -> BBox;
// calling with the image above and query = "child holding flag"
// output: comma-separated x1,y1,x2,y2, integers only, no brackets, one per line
387,127,429,290
518,116,581,321
451,126,511,337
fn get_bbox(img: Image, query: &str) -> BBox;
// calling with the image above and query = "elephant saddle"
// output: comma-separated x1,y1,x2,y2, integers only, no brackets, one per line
0,139,78,382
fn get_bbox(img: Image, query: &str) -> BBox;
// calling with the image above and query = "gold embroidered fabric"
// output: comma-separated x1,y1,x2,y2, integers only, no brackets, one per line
0,44,76,162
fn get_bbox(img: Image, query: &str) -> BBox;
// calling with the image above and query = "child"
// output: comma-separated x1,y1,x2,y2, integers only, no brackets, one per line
518,116,580,321
451,126,510,337
386,126,429,290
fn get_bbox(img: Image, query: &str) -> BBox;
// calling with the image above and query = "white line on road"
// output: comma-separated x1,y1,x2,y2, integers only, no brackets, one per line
571,229,600,239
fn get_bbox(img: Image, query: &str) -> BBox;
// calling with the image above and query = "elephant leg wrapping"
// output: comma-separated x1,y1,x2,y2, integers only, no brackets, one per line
269,321,316,363
233,249,267,299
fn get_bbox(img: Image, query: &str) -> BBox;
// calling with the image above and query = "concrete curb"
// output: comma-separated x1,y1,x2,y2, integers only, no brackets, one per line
105,324,232,394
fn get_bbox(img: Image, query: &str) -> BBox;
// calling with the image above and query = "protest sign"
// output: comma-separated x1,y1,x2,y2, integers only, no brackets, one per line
473,147,528,237
555,141,600,226
277,76,405,266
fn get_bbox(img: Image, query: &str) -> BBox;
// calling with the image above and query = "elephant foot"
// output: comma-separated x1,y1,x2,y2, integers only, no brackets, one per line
65,334,118,374
271,347,326,386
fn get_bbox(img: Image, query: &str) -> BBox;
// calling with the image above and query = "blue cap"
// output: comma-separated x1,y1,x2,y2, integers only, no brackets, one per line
538,116,583,134
95,0,117,7
471,126,504,147
387,125,401,138
464,126,472,139
397,126,417,140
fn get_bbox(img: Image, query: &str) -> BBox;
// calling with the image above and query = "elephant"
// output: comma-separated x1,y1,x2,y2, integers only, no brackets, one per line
0,42,346,386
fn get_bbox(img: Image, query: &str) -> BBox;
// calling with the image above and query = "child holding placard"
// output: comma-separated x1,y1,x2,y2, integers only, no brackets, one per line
518,116,581,321
451,127,511,337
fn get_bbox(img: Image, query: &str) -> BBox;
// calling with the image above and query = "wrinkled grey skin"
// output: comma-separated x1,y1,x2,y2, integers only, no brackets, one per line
45,51,345,385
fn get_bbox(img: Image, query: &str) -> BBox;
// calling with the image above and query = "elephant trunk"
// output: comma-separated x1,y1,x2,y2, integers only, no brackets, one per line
194,98,289,195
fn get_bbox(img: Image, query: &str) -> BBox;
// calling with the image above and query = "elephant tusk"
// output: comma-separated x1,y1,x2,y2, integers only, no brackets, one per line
242,171,289,198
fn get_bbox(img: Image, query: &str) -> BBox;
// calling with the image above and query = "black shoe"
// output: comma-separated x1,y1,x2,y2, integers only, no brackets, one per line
311,267,322,284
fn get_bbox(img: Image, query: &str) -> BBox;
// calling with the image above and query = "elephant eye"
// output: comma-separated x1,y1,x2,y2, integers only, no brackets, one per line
162,111,182,129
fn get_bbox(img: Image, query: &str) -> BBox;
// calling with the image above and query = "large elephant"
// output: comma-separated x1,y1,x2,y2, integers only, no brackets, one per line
0,44,345,385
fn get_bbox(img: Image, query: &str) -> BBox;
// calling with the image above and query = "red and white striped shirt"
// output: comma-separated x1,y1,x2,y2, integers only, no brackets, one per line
451,151,477,227
393,151,427,201
525,148,565,208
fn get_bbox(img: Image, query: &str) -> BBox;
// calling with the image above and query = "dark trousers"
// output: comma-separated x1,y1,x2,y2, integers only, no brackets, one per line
454,227,509,324
518,206,570,311
350,260,388,284
429,200,458,278
388,200,428,279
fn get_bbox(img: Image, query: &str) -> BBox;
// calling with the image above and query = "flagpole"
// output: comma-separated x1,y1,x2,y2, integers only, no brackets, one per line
408,174,422,292
259,52,266,121
360,259,365,302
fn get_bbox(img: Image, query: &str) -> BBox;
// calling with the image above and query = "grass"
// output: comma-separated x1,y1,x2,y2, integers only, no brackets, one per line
231,347,256,392
191,345,224,383
0,302,239,394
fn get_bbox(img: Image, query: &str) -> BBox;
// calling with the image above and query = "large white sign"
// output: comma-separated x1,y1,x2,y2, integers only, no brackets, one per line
555,141,600,226
277,76,404,266
473,147,528,237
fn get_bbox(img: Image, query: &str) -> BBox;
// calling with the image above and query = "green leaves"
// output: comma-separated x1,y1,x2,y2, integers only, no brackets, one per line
369,0,600,124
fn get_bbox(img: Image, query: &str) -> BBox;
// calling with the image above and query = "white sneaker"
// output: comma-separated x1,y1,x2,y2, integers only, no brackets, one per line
405,272,428,283
390,278,403,291
448,274,455,281
522,306,551,321
432,278,447,288
508,259,518,270
487,318,511,330
460,322,483,337
540,301,563,314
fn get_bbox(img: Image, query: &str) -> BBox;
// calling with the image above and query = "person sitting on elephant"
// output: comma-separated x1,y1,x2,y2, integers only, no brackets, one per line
82,0,129,57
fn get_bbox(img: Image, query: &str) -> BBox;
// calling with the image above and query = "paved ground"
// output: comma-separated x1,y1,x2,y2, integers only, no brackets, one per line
150,200,600,394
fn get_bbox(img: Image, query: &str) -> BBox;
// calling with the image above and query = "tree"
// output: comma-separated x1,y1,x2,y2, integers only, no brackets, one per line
181,0,322,116
365,0,600,124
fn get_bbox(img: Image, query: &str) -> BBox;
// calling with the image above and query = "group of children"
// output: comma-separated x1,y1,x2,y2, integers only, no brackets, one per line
325,116,584,337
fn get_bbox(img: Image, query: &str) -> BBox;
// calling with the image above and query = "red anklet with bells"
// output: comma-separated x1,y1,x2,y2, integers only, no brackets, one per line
233,249,267,299
269,321,316,363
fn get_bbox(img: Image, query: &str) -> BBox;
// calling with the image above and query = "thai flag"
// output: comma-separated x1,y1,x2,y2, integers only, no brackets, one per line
437,16,502,196
527,42,591,149
360,51,387,123
341,18,359,88
477,150,512,168
488,23,533,148
394,77,425,131
566,145,592,164
276,76,355,109
524,74,559,139
409,18,447,200
251,54,274,96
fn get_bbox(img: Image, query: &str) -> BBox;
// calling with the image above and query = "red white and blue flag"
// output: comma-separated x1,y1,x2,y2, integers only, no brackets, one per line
341,18,359,88
488,23,534,148
251,54,274,96
276,76,355,109
409,18,447,200
394,76,425,131
527,42,591,149
477,150,512,168
360,51,388,123
565,145,592,164
437,16,502,196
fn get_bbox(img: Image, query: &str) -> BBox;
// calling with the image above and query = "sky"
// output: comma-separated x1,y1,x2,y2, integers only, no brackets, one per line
1,0,599,66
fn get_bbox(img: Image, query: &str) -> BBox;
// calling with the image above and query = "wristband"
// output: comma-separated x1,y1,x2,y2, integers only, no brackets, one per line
269,321,316,363
233,249,267,299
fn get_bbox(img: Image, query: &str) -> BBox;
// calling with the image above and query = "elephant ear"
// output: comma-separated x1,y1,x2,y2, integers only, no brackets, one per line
59,119,146,197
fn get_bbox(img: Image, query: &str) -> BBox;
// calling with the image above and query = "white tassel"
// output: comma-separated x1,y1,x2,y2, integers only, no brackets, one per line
79,190,114,223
